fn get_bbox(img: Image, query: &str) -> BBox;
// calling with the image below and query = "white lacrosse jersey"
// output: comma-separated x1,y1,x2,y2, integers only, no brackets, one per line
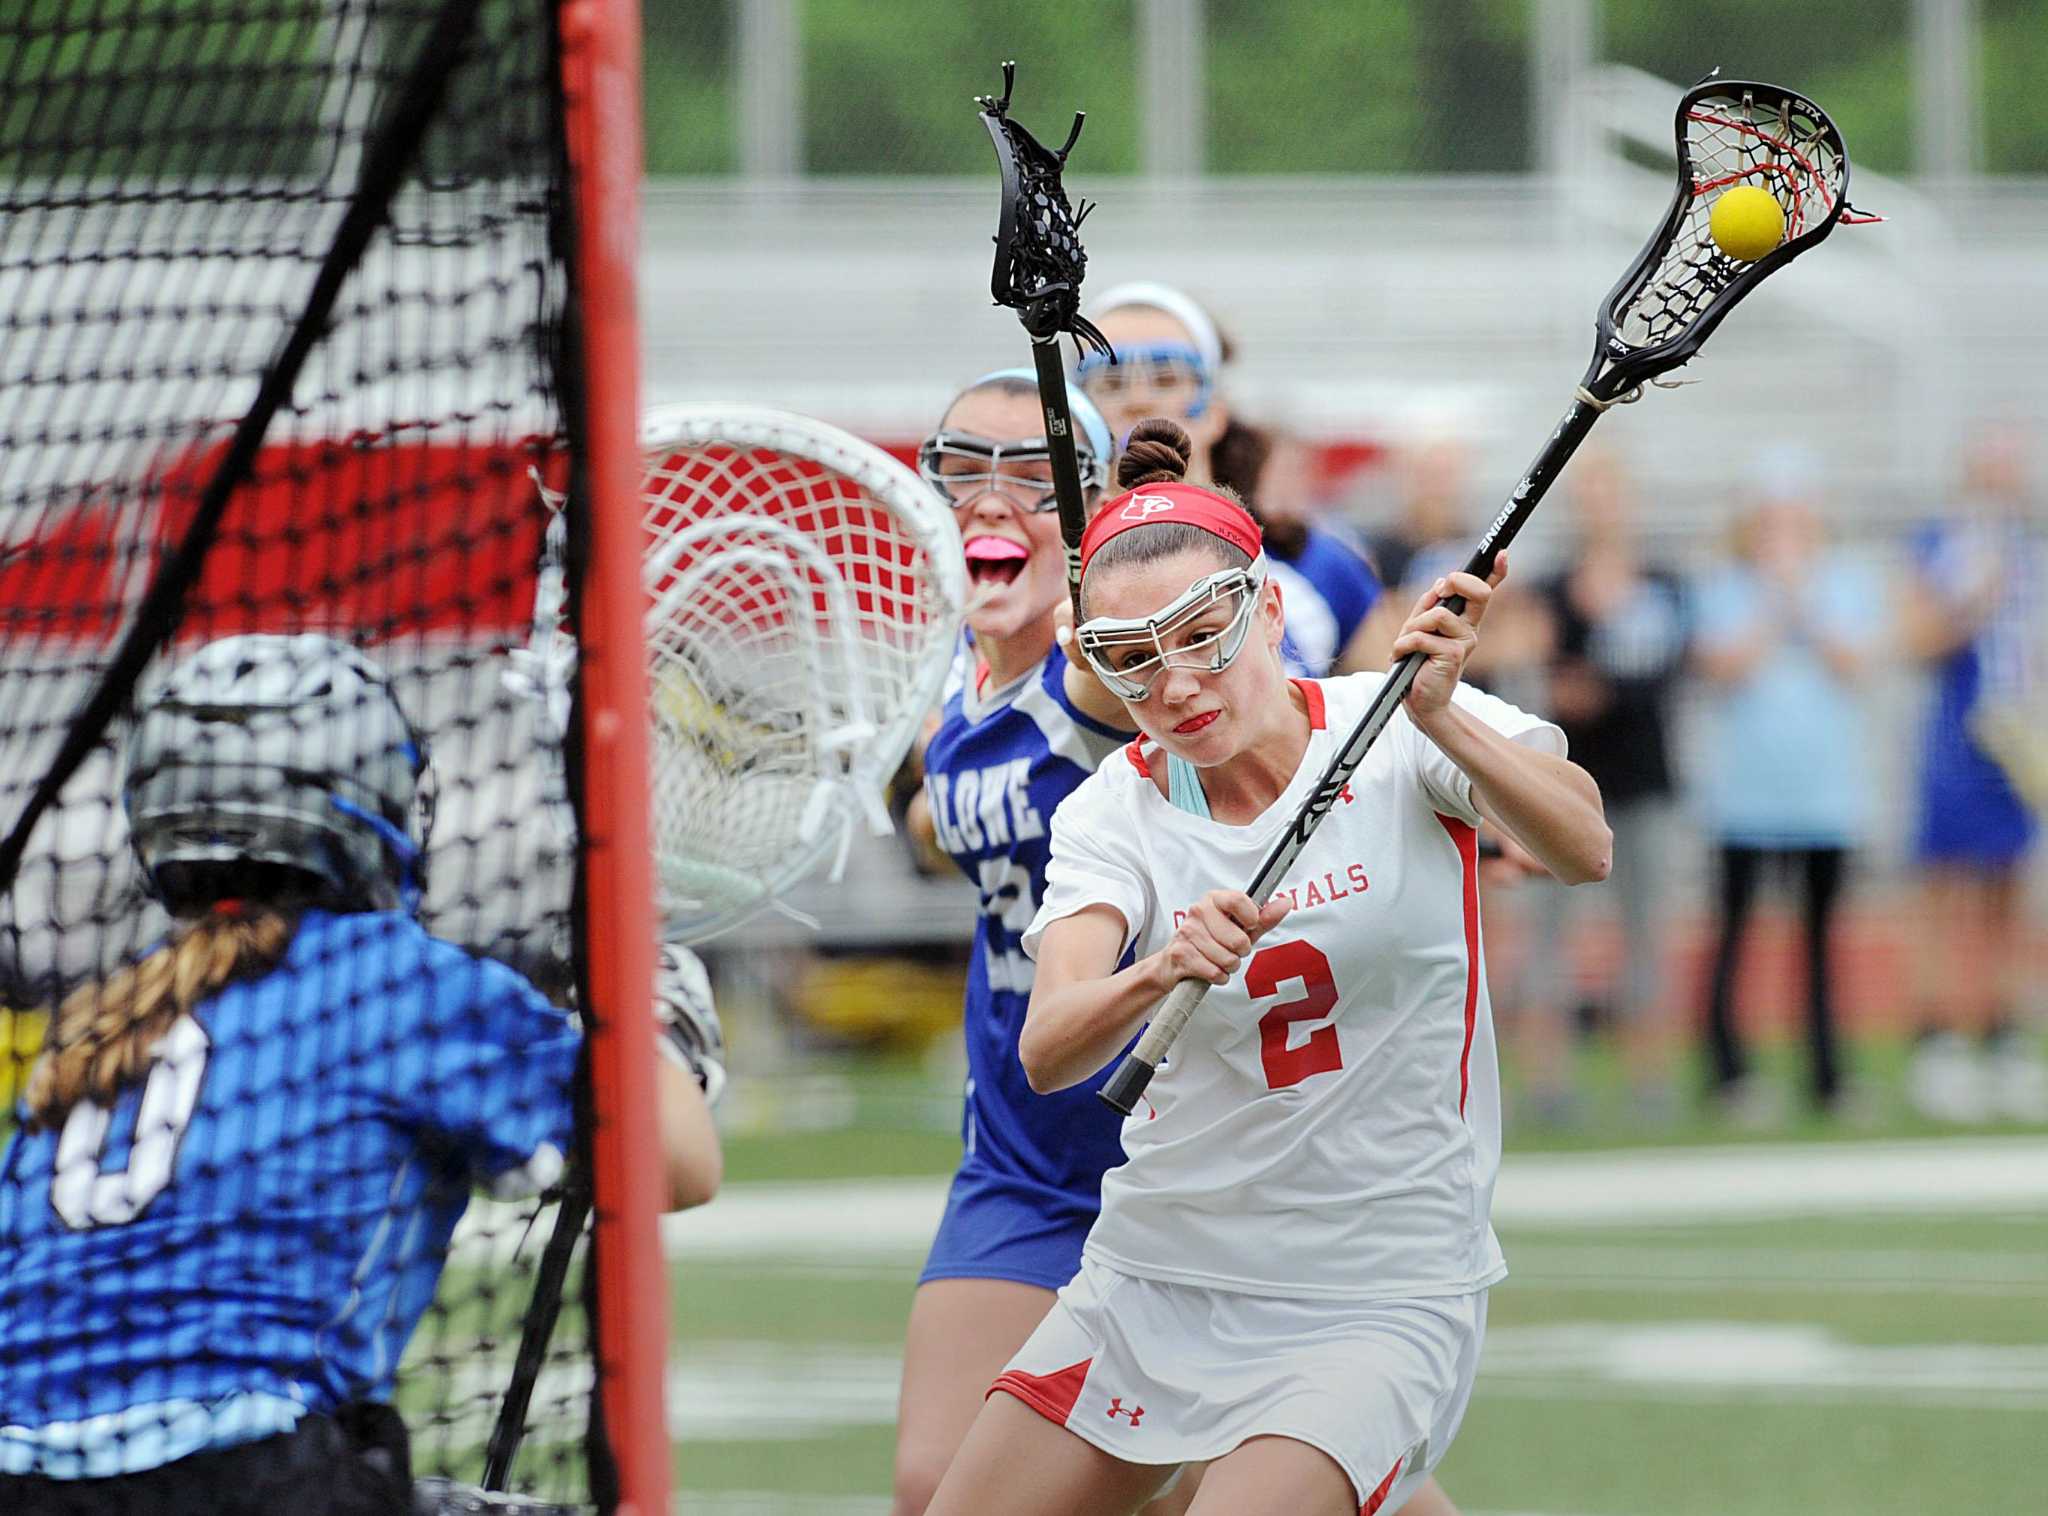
1022,675,1564,1301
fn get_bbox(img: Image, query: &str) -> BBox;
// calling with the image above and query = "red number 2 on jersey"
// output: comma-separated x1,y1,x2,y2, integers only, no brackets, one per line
1246,939,1342,1090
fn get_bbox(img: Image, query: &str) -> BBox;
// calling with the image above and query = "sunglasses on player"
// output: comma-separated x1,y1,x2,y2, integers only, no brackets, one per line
917,430,1107,515
1075,557,1268,701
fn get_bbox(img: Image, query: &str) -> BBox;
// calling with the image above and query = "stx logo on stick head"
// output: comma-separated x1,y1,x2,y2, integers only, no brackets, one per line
1119,494,1177,522
1105,1396,1145,1426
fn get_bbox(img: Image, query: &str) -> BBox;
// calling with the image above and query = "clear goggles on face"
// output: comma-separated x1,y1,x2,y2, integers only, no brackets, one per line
917,430,1106,514
1075,556,1268,701
1073,342,1215,420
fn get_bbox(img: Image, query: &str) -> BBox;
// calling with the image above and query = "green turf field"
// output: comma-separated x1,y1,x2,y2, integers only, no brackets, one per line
664,1036,2048,1516
667,1189,2046,1515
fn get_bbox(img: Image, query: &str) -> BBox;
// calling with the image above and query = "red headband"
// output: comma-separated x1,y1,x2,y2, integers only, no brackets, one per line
1078,483,1263,575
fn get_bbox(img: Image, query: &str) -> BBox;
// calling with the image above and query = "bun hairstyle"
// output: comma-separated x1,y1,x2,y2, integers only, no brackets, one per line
1114,418,1196,491
1082,418,1258,619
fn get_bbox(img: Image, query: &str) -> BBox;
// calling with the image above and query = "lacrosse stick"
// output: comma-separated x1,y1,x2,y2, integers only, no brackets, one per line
639,403,967,944
1101,75,1875,1114
977,60,1113,615
483,412,964,1487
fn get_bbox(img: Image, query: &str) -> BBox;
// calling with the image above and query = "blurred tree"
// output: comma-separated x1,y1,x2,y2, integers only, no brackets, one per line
1601,0,1914,174
1982,0,2048,172
1206,0,1427,171
1412,0,1533,171
645,1,736,173
799,0,1139,175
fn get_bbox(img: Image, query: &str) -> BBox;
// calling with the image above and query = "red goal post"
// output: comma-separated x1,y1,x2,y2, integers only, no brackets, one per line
560,3,670,1513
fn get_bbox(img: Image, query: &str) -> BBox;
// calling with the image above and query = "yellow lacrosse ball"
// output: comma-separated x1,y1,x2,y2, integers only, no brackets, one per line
1708,185,1786,261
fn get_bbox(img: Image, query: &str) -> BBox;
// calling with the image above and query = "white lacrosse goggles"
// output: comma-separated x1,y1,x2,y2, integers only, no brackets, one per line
1075,555,1269,701
917,429,1106,514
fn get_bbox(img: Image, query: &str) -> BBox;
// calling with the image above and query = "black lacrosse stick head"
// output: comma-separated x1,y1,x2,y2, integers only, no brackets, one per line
977,61,1111,355
1586,76,1865,402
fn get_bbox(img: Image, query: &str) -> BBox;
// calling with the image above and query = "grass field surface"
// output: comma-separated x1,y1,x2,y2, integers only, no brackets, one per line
645,1042,2048,1516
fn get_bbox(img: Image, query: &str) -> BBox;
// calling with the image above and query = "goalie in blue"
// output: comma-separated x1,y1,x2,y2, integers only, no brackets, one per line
0,633,719,1516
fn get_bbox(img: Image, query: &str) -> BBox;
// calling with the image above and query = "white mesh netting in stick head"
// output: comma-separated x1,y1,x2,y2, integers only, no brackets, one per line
639,405,965,944
1616,85,1850,357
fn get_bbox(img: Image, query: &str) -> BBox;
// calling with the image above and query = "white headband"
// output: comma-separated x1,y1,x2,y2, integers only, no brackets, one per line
1086,281,1225,376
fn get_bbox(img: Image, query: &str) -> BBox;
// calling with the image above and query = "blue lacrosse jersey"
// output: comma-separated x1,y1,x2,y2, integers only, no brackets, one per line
920,641,1129,1285
1271,524,1383,676
1908,519,2044,864
0,909,578,1471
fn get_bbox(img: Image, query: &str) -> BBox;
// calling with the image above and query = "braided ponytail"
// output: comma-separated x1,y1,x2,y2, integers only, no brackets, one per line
25,907,298,1127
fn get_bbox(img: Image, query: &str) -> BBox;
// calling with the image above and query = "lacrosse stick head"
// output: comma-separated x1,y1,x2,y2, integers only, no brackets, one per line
1586,75,1870,404
639,405,966,945
977,60,1112,356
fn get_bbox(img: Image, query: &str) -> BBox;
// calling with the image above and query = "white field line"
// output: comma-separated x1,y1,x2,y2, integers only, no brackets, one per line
621,1136,2048,1266
648,1319,2048,1447
679,1251,2047,1296
1502,1244,2048,1293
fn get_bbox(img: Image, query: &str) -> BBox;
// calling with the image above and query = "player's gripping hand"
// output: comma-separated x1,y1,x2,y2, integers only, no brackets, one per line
1156,889,1293,988
1392,555,1510,718
654,943,727,1107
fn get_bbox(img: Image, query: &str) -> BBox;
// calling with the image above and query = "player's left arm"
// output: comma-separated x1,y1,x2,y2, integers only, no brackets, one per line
1396,560,1612,886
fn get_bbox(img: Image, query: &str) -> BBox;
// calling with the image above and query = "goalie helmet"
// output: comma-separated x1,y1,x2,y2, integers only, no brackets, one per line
123,633,431,914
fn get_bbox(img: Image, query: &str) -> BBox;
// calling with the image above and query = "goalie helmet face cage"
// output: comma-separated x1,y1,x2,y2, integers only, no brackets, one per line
1076,556,1269,702
123,634,431,915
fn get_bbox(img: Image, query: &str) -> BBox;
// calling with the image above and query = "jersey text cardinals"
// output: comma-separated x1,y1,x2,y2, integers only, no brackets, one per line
1023,676,1563,1300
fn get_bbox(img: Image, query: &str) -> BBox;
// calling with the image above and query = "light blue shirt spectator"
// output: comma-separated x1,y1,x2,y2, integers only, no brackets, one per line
1692,554,1884,848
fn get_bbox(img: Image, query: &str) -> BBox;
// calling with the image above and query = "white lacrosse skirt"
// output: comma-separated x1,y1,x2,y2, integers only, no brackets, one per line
988,1258,1487,1514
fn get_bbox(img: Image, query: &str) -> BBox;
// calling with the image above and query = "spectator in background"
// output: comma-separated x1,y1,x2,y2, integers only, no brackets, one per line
1692,456,1881,1121
1223,425,1383,675
1351,434,1546,687
1077,283,1383,676
1362,435,1472,597
1518,450,1688,1123
1898,425,2048,1123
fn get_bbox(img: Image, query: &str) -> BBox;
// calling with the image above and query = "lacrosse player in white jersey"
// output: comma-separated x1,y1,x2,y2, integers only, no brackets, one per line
924,420,1611,1516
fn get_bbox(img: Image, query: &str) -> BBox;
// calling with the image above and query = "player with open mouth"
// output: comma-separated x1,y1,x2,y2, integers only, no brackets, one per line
923,419,1611,1516
893,370,1142,1516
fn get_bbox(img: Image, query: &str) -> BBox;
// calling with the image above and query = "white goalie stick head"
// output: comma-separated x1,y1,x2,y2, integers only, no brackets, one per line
639,404,966,944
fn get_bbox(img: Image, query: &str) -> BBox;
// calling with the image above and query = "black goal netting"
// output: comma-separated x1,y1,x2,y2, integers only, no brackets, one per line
0,1,616,1510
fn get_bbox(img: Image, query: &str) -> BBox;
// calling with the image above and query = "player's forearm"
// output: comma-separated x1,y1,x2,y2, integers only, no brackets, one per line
1413,704,1612,885
653,1058,722,1211
1021,957,1169,1095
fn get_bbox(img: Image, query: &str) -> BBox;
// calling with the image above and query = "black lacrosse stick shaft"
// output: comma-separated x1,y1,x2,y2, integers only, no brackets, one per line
1027,332,1092,612
1100,395,1604,1116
